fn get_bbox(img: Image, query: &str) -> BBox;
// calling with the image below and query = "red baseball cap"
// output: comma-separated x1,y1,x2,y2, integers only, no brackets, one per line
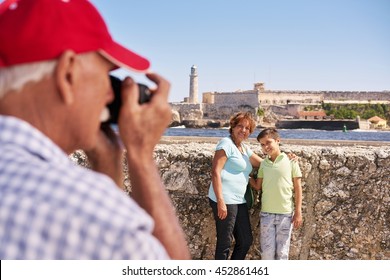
0,0,150,72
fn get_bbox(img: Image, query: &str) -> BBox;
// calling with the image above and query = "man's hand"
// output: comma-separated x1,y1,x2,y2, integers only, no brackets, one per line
117,72,171,159
115,73,190,259
84,123,124,188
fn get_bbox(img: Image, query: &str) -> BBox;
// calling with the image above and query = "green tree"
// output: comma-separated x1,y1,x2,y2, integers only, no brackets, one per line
362,109,377,120
323,103,390,122
257,107,265,117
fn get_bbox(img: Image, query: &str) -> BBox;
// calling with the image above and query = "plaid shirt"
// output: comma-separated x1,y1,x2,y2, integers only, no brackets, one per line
0,116,169,259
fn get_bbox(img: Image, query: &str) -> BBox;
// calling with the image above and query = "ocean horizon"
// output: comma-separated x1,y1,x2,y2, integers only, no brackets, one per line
163,127,390,142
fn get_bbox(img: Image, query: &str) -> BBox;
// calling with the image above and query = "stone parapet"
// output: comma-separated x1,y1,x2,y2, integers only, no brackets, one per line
70,140,390,260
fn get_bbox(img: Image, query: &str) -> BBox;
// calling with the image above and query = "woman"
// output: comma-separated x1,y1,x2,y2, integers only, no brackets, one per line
208,112,262,259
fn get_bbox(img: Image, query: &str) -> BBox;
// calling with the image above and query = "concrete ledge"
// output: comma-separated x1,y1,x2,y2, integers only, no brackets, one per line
71,140,390,260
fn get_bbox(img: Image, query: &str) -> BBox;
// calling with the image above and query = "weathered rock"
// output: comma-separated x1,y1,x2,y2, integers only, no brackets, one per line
70,140,390,260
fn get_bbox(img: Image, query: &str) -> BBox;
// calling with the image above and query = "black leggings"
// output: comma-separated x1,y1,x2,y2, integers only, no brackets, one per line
209,199,253,260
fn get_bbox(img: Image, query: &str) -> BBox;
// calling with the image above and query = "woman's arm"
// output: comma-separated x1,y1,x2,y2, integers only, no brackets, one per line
249,153,263,168
211,149,228,220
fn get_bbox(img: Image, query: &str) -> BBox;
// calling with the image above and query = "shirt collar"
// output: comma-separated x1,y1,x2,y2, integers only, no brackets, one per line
265,152,286,163
0,115,70,165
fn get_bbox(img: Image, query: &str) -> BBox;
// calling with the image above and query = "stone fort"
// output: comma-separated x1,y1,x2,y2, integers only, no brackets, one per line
170,65,390,126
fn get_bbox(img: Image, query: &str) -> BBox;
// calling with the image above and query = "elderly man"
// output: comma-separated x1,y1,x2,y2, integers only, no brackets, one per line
0,0,189,259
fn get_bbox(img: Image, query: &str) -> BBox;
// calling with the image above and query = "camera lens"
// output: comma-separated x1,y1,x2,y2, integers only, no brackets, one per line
106,75,151,124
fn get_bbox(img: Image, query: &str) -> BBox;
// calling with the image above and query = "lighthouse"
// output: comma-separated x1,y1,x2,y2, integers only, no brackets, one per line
189,65,198,104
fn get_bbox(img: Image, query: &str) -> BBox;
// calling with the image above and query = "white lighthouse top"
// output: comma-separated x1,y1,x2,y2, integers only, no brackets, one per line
190,65,198,75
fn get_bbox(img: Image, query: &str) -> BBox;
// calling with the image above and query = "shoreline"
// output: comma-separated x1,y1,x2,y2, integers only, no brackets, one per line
160,136,390,147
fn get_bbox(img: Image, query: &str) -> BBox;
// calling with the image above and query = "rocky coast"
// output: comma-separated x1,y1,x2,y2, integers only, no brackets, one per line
70,137,390,260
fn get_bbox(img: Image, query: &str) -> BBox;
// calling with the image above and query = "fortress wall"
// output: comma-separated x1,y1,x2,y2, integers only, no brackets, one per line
323,91,390,101
170,103,202,122
212,91,258,106
71,142,390,260
200,92,259,119
202,89,389,107
260,90,390,102
170,103,201,111
171,88,389,124
202,103,257,120
260,91,323,105
202,92,215,104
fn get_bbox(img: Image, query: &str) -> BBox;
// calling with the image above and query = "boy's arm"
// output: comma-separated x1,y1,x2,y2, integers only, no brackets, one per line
292,177,302,229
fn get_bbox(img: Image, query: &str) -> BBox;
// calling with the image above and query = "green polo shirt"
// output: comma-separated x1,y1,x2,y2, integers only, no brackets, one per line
257,152,302,214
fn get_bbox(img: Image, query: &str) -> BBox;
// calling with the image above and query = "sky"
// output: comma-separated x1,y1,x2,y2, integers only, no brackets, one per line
91,0,390,102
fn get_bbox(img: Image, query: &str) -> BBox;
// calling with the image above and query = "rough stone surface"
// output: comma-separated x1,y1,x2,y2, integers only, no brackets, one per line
70,140,390,260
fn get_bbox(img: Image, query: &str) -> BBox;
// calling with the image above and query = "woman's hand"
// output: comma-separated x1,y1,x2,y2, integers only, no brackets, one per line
288,152,299,162
217,199,228,220
249,177,256,189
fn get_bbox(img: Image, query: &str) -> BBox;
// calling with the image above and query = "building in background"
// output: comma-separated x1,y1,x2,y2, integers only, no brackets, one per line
368,116,387,128
170,66,390,128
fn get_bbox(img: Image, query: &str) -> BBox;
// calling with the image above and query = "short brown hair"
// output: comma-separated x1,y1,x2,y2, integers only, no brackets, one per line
229,112,256,135
257,127,280,142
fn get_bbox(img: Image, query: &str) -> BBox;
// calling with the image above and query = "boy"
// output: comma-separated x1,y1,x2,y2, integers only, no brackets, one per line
250,128,302,260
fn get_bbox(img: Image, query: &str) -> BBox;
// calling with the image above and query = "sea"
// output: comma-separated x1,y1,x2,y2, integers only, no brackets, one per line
164,127,390,142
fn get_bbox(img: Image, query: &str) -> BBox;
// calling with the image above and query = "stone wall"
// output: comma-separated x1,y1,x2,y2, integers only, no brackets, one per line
202,103,257,120
171,89,390,126
171,88,389,126
260,90,323,105
260,90,390,105
70,140,390,260
170,103,202,123
202,91,258,120
323,91,390,101
212,91,259,106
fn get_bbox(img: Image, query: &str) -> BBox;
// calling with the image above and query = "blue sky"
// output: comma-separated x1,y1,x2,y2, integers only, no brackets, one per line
91,0,390,102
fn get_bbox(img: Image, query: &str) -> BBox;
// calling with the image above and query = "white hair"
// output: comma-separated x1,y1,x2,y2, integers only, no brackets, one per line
0,60,57,99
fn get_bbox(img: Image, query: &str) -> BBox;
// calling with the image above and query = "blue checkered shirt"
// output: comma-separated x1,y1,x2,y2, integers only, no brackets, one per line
0,116,169,259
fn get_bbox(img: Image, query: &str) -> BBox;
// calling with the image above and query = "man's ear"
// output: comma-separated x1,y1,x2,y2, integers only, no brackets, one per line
55,50,77,105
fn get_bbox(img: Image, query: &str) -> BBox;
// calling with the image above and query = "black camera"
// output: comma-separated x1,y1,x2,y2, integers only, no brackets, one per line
106,75,151,124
